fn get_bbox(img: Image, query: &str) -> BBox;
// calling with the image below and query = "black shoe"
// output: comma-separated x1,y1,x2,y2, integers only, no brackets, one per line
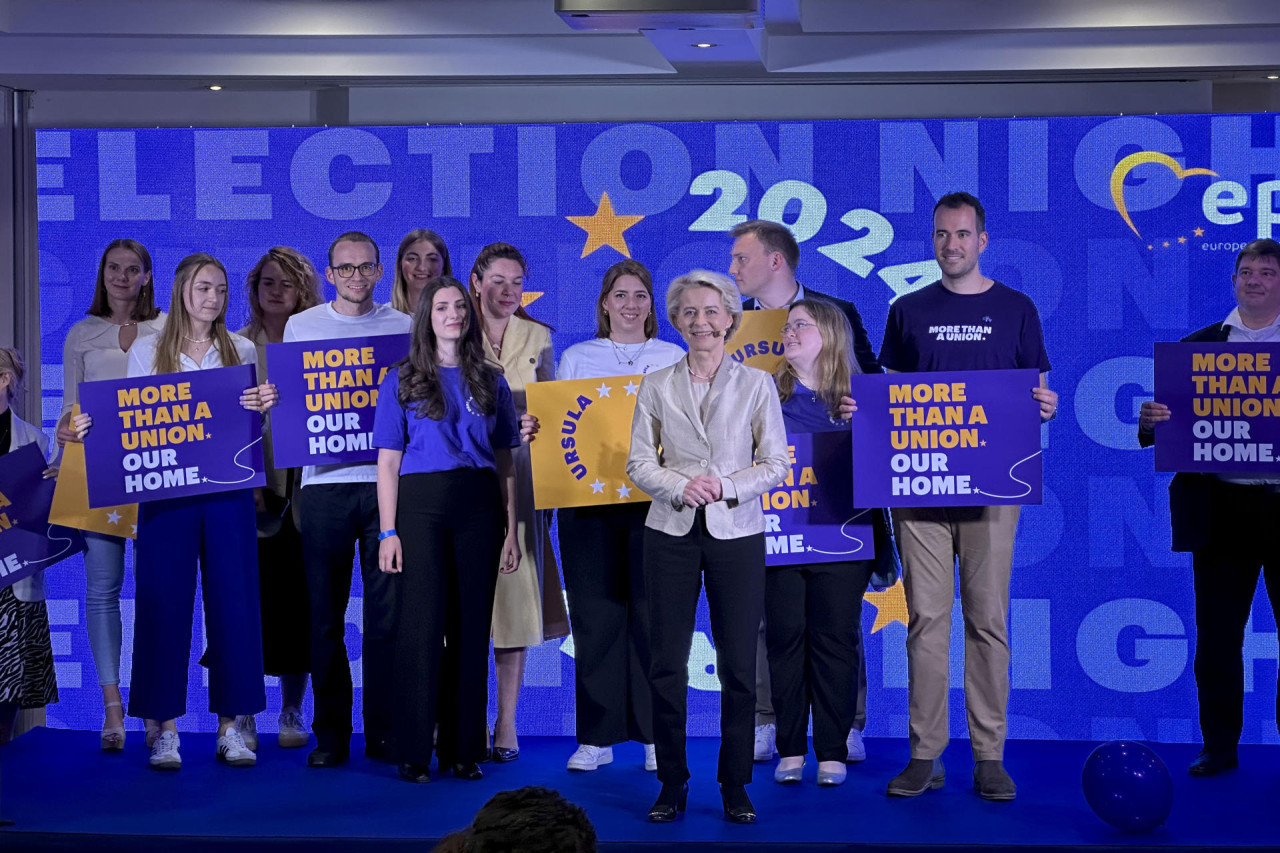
720,785,757,824
491,745,520,763
973,760,1017,801
1189,747,1239,777
886,758,945,797
307,746,349,768
365,738,392,762
647,782,689,822
398,763,432,784
451,762,484,780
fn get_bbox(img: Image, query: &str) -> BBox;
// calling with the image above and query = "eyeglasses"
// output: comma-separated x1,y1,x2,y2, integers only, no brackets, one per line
332,262,380,279
780,320,813,335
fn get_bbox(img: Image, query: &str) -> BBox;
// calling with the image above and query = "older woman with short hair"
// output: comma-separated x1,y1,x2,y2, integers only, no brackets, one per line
626,270,789,824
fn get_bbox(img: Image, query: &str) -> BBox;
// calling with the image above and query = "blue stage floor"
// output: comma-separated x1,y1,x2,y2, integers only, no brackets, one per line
1,729,1277,852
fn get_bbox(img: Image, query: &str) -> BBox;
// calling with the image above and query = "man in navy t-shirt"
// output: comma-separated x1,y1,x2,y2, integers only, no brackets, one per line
878,192,1057,802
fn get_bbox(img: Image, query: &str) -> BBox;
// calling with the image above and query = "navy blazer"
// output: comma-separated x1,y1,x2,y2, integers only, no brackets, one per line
1138,321,1228,552
744,284,881,375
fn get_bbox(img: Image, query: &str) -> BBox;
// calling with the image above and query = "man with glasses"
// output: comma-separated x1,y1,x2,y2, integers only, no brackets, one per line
283,231,411,767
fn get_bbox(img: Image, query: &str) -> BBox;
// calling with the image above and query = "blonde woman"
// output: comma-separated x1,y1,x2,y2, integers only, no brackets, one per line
0,348,59,745
390,229,451,316
74,252,278,771
56,239,164,751
470,243,568,762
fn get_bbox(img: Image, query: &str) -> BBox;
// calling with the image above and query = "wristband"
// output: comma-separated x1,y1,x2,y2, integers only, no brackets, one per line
378,529,398,541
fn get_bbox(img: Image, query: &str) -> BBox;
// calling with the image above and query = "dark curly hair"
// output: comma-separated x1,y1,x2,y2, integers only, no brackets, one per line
466,786,597,853
397,276,501,420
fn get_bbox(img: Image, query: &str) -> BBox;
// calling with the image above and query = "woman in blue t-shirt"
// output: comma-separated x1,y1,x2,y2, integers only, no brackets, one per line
373,275,522,785
768,298,883,788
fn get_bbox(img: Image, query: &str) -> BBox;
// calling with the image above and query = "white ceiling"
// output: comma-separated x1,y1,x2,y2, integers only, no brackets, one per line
0,0,1278,91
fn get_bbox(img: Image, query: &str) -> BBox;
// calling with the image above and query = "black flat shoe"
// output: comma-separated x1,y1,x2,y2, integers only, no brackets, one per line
491,746,520,763
647,782,688,822
451,762,484,780
306,746,349,768
398,763,432,784
1189,747,1239,777
721,785,757,824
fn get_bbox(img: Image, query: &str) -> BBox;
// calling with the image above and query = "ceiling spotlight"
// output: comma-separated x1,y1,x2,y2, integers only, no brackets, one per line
208,84,223,91
1268,74,1279,80
693,42,716,48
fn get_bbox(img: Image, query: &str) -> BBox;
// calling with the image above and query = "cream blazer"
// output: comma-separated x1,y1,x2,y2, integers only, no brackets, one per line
627,355,789,539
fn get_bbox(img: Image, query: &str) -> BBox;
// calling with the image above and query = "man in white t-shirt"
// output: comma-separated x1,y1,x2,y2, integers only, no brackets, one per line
283,231,411,767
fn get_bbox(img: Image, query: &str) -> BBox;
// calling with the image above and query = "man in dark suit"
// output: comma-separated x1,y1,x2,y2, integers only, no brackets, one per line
729,219,880,374
1139,237,1280,776
727,219,879,765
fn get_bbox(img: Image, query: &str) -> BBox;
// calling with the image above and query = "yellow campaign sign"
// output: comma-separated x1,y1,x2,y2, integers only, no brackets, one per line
49,406,138,539
528,375,651,510
726,308,787,373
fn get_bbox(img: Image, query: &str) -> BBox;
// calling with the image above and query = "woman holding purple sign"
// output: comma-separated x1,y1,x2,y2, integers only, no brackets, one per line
74,252,279,772
56,238,164,752
373,275,522,784
767,298,885,788
225,247,323,753
0,347,59,746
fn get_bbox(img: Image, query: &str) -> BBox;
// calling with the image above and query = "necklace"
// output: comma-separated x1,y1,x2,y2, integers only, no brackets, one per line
608,337,649,367
107,318,138,327
183,335,212,344
488,338,502,358
688,363,720,382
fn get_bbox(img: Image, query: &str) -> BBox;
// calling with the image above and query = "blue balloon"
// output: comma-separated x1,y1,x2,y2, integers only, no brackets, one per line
1082,741,1174,832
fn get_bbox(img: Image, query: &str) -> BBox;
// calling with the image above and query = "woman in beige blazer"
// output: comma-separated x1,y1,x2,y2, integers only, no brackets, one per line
627,270,789,825
471,243,569,762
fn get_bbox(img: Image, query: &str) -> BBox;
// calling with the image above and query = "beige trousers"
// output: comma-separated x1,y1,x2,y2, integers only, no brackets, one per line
892,504,1020,761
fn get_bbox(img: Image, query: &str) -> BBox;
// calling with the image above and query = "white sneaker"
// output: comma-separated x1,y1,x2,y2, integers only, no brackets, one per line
235,714,259,751
149,730,182,770
754,723,777,762
566,744,613,771
644,743,657,772
846,727,867,763
217,727,257,767
278,707,309,749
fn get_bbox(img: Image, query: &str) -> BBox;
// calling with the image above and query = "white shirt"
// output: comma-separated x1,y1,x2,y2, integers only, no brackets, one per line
283,302,411,486
61,314,166,418
126,331,259,378
1220,308,1280,486
556,337,686,381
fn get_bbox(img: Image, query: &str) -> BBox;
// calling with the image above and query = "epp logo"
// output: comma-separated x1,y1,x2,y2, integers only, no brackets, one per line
1109,151,1217,238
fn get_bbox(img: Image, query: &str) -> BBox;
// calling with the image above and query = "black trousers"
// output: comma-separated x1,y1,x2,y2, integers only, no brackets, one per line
393,469,503,767
559,503,653,747
765,558,873,762
300,482,399,751
1191,480,1280,751
645,512,765,786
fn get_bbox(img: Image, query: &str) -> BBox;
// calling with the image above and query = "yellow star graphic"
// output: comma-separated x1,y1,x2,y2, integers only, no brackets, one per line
864,580,908,633
566,192,643,259
1193,227,1205,237
1147,244,1154,251
1178,236,1187,244
1163,241,1170,248
521,292,544,308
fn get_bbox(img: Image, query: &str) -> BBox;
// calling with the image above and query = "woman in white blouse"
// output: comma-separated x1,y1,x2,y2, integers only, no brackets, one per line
75,252,278,771
56,239,164,752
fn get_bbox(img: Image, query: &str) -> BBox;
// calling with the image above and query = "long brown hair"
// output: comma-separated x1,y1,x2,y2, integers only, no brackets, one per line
87,239,160,322
243,246,322,338
391,229,452,314
153,253,241,376
469,242,554,331
774,298,859,418
398,276,501,421
595,259,658,340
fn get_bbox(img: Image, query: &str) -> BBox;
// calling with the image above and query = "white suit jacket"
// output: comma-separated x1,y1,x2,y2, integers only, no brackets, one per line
7,413,51,602
627,354,789,539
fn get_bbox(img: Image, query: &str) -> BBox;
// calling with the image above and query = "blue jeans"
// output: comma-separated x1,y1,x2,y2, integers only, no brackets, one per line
83,532,126,687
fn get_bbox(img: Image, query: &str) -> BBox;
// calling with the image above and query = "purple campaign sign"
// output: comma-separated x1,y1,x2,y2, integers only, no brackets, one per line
0,443,86,589
80,364,265,507
849,369,1043,508
267,333,409,468
764,431,875,566
1153,342,1280,473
